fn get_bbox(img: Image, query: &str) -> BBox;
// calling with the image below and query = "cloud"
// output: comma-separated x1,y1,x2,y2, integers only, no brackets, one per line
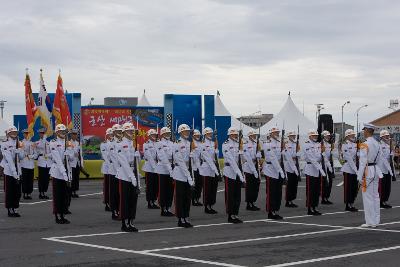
1,0,400,129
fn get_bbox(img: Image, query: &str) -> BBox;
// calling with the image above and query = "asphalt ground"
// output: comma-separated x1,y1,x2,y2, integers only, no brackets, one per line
1,175,400,267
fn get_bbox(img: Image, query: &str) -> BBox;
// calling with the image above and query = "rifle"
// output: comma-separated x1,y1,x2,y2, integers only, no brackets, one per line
214,120,222,181
64,130,72,188
320,137,328,183
280,128,287,182
295,125,301,182
329,131,336,179
256,127,263,179
188,119,195,181
15,132,21,182
170,120,178,171
238,129,245,181
133,126,141,194
389,130,397,181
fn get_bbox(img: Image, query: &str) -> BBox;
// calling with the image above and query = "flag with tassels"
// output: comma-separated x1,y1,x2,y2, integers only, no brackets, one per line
24,69,39,138
52,71,72,129
37,69,53,136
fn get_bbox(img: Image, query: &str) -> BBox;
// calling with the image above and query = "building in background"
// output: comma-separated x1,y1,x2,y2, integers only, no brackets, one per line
237,113,273,128
370,109,400,144
104,97,138,106
333,122,354,141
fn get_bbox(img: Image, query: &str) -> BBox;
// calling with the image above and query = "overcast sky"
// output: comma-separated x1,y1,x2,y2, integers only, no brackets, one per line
1,0,400,130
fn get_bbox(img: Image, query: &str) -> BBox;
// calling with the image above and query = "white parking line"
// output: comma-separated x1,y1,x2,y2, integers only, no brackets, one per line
43,237,245,267
263,245,400,267
0,192,103,205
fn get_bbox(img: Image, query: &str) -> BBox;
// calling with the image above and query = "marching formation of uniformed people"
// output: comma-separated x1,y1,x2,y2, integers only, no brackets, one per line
1,121,397,229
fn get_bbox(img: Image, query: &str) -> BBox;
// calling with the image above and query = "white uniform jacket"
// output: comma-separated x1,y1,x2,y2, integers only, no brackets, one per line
49,138,74,181
35,137,52,168
303,140,326,177
154,138,174,176
341,141,358,174
199,138,219,177
0,138,24,179
20,139,36,169
283,140,300,176
172,138,194,185
142,140,157,173
222,139,245,182
262,138,285,179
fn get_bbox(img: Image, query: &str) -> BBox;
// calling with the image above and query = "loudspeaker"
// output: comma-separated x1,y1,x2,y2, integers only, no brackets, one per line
318,114,333,141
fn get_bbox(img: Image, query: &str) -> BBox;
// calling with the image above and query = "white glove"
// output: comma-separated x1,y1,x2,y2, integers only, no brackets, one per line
189,152,194,158
253,171,259,179
13,171,19,179
256,152,262,159
319,168,326,177
357,175,362,182
294,169,299,177
239,173,245,183
279,170,285,178
28,155,35,160
215,149,219,155
63,173,69,181
238,150,243,155
131,177,137,187
134,151,140,157
188,178,194,186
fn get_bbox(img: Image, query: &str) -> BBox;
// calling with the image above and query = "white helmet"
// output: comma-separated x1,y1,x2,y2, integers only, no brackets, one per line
202,127,213,135
6,126,18,134
345,129,355,137
308,129,319,136
55,124,67,132
269,127,280,134
147,129,158,136
122,122,135,132
321,130,331,137
105,128,113,135
160,127,171,136
112,124,122,132
193,129,201,136
287,131,296,137
178,124,190,133
227,127,238,136
247,130,257,137
380,130,390,138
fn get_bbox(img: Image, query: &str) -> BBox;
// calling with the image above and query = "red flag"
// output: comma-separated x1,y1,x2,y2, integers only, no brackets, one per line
52,73,72,129
24,72,38,138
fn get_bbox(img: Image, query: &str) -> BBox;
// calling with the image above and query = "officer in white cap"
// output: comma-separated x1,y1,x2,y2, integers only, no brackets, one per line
143,128,160,209
378,129,393,209
320,130,337,205
100,128,114,212
35,127,52,199
283,131,301,208
154,126,175,217
303,129,326,216
20,129,36,200
223,127,245,223
172,124,195,228
243,130,261,211
109,124,122,220
191,129,203,206
357,123,383,228
262,127,285,220
49,124,74,224
199,127,220,214
114,122,140,232
341,129,359,212
1,126,24,217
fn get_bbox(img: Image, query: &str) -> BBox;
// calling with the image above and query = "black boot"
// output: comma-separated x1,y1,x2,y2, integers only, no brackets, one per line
121,220,129,232
60,215,70,224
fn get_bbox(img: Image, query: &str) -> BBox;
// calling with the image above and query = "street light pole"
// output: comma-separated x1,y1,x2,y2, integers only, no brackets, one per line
341,101,350,140
356,104,368,136
0,100,6,119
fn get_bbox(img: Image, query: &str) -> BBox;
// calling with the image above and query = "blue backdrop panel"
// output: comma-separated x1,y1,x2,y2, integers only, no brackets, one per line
204,95,215,129
215,116,231,158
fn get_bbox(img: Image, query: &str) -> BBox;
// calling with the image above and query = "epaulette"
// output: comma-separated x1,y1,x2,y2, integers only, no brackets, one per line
177,139,182,143
305,141,310,143
51,139,56,142
224,140,229,144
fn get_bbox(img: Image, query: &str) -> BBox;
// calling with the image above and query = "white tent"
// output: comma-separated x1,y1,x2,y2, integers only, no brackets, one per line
259,94,316,136
138,90,151,107
0,118,10,141
215,94,255,135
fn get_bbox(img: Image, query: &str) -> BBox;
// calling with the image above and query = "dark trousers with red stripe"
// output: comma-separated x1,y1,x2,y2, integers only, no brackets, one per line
158,174,174,210
71,167,80,192
145,172,159,202
4,175,21,209
286,172,299,202
321,169,334,200
21,168,34,195
109,175,119,213
306,175,321,208
52,178,68,215
174,180,191,218
225,177,242,216
38,167,50,194
203,176,218,206
343,172,358,205
379,173,392,203
192,170,203,201
103,174,110,205
266,176,283,212
245,173,260,203
119,180,138,220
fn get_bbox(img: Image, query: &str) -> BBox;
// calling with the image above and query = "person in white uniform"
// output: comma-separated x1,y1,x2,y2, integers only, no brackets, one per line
378,130,393,209
283,131,301,208
243,130,261,211
191,129,203,206
35,128,52,199
357,123,383,228
100,128,114,212
143,129,160,209
20,129,36,200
